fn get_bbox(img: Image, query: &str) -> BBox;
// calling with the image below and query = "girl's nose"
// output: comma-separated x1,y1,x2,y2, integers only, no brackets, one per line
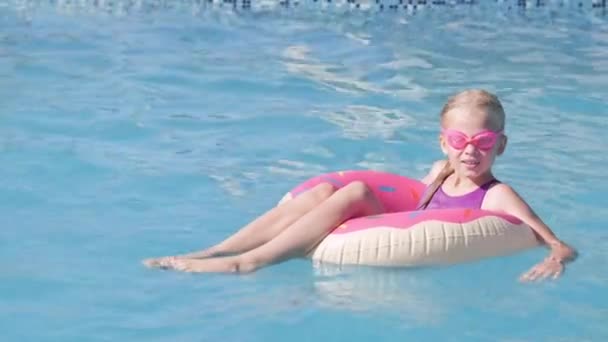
463,143,478,154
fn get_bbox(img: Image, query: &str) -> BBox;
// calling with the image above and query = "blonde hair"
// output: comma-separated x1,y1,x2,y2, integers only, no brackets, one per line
417,89,506,210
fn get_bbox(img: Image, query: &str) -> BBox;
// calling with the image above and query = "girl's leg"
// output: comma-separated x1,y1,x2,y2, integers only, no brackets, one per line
169,181,384,273
143,183,336,268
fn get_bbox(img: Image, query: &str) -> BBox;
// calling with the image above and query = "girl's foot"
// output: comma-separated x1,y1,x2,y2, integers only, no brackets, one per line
142,256,179,269
175,247,228,259
142,247,225,269
168,257,258,274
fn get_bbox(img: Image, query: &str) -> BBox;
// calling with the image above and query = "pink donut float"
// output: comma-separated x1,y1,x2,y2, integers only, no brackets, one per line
278,170,540,267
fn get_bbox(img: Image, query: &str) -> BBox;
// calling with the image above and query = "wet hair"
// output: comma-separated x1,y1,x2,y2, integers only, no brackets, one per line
417,89,506,210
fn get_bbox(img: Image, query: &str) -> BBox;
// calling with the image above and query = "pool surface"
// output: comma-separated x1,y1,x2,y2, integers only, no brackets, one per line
1,1,607,341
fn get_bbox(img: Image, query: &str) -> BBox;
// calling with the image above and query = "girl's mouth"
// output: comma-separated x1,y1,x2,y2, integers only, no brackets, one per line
462,160,480,168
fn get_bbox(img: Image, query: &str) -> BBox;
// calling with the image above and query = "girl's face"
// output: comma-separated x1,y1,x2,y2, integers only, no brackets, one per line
440,107,507,181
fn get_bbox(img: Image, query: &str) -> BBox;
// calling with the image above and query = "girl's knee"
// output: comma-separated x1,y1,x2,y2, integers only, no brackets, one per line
338,181,384,216
343,181,374,200
310,182,336,202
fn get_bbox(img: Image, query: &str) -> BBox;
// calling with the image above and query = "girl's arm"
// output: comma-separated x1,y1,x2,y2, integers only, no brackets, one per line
484,184,577,281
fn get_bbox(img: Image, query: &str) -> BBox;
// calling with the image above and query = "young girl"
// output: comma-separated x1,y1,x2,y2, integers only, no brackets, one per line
144,89,576,281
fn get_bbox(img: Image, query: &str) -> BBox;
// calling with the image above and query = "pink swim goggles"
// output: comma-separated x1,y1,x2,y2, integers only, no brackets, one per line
442,129,503,151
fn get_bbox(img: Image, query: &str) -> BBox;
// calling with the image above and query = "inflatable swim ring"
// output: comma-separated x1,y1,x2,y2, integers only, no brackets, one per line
278,170,539,267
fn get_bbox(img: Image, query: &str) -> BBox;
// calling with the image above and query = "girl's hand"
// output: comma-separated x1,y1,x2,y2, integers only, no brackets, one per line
519,241,577,282
519,256,564,282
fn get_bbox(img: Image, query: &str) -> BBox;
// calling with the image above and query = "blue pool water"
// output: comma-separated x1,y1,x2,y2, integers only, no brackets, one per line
2,1,607,341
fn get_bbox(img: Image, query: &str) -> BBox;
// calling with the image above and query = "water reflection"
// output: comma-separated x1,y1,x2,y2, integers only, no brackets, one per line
312,105,415,140
282,45,386,95
312,263,445,324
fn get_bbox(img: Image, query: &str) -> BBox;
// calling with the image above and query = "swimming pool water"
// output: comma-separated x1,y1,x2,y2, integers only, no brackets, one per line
1,1,607,341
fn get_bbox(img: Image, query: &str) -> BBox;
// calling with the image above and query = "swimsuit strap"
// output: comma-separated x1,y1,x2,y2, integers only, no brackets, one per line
421,178,500,210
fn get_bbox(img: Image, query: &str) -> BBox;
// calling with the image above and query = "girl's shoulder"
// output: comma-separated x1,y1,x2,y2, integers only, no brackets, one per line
483,182,529,212
486,181,512,195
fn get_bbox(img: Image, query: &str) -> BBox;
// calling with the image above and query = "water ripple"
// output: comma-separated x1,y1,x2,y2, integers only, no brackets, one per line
2,3,608,341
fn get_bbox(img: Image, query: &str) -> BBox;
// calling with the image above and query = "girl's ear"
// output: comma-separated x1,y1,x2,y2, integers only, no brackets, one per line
497,135,508,155
439,134,448,155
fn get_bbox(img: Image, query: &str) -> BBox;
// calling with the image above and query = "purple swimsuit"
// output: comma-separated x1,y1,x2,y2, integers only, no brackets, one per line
422,179,499,210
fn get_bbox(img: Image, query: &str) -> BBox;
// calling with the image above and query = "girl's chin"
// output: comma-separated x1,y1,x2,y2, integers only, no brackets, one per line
458,166,484,178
